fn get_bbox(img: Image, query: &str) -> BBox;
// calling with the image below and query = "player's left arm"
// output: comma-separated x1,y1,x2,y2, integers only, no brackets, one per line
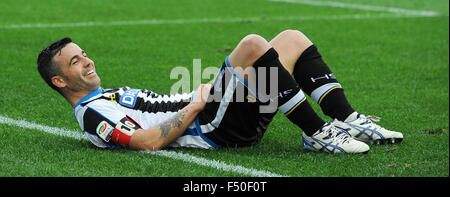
128,84,211,151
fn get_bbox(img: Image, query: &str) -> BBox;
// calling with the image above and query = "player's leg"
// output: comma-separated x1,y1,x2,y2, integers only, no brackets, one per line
269,29,353,121
269,29,312,75
227,34,369,153
226,34,326,137
227,34,272,74
271,29,403,144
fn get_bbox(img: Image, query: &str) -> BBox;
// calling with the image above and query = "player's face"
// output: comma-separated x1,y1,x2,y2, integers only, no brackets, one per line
53,43,101,92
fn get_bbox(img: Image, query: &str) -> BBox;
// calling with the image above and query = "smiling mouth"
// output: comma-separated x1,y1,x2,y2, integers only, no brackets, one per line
85,69,97,77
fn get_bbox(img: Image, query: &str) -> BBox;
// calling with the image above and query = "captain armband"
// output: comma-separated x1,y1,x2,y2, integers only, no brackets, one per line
112,116,141,146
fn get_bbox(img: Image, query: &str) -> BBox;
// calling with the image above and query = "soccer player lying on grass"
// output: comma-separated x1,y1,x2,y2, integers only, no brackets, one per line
37,30,403,154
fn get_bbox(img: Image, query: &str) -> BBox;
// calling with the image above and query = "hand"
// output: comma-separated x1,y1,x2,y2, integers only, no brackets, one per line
191,84,212,112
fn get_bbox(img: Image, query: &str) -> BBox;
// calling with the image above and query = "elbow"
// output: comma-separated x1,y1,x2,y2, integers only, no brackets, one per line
129,129,166,151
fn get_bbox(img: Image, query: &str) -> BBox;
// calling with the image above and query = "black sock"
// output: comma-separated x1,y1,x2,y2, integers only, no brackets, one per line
319,88,354,121
293,45,355,121
253,48,325,135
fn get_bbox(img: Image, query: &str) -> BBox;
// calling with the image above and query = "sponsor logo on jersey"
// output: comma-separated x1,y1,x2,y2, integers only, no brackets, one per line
246,95,257,103
120,89,140,108
96,121,114,142
109,93,116,102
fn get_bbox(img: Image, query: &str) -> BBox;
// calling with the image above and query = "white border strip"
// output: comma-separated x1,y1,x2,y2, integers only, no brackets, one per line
279,90,306,114
0,13,437,29
270,0,439,16
0,115,284,177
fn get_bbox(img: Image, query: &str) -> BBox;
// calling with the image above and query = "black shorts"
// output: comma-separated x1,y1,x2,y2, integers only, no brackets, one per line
198,57,277,148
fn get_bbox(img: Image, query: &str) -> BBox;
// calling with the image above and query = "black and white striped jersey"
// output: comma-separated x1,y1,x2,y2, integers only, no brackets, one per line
72,58,281,149
73,87,217,149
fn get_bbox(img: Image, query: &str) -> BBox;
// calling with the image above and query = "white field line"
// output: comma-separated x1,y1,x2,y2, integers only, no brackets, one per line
270,0,439,17
0,115,284,177
0,13,437,30
0,115,86,140
146,150,283,177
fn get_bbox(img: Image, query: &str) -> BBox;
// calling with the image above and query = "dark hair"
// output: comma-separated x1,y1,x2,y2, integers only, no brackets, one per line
37,37,72,95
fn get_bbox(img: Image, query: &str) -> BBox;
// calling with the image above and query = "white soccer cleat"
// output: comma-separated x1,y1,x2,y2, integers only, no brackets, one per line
333,113,403,145
302,122,370,154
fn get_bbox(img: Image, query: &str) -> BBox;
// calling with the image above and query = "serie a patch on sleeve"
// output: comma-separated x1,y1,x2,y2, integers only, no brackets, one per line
96,120,115,142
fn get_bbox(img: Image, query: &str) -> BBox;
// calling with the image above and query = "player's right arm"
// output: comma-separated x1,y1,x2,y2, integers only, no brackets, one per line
128,84,211,151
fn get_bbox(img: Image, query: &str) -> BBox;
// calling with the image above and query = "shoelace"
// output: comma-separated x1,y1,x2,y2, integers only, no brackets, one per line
326,125,352,144
366,115,381,122
360,115,387,132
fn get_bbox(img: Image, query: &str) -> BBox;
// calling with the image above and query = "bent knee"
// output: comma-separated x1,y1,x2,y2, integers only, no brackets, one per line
278,29,312,48
239,34,271,58
279,29,306,38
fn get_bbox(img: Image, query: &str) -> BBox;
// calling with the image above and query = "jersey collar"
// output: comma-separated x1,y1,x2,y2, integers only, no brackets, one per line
73,88,104,109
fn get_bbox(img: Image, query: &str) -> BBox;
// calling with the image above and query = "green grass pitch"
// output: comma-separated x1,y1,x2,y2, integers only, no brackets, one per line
0,0,448,177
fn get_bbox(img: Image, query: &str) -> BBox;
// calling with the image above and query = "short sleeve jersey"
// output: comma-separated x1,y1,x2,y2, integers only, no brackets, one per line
73,87,217,149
